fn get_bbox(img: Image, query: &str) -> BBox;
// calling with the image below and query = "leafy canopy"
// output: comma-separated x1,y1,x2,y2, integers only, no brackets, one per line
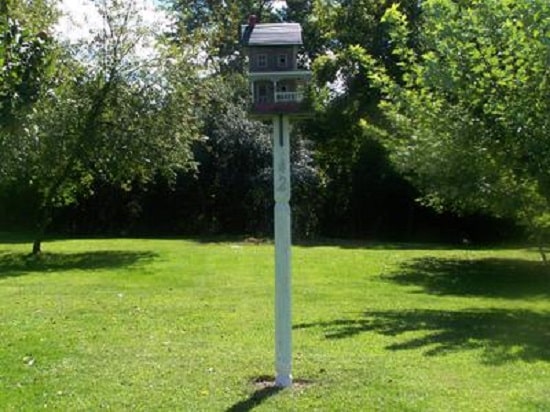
368,0,550,246
1,0,200,253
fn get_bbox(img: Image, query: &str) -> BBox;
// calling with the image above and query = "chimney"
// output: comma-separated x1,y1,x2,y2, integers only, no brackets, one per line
248,15,258,28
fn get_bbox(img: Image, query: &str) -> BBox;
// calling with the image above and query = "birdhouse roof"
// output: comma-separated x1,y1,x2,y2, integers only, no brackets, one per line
241,23,303,46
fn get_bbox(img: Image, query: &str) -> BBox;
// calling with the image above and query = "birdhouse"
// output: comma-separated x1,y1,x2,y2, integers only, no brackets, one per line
241,16,311,116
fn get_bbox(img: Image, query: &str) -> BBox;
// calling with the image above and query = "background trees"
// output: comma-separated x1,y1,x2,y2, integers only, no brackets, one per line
138,0,324,238
374,0,550,255
1,0,199,253
0,0,56,161
0,0,56,109
2,0,541,248
292,0,442,238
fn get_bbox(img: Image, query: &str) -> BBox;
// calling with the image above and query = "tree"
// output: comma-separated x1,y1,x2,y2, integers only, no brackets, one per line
0,0,56,131
1,0,200,254
151,0,323,237
0,0,57,232
144,72,324,238
288,0,426,238
372,0,550,258
166,0,278,74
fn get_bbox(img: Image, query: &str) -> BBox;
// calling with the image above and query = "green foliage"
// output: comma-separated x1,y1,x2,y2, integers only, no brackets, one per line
0,0,57,130
0,20,50,127
0,0,200,252
151,1,324,237
190,75,274,234
294,0,428,237
2,0,535,244
154,73,323,237
374,0,550,247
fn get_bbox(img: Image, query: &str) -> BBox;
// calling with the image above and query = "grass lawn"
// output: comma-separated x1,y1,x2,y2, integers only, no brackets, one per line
0,234,549,411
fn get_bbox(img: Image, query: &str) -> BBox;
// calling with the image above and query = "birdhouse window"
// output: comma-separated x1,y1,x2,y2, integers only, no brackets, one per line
257,54,268,68
278,54,288,68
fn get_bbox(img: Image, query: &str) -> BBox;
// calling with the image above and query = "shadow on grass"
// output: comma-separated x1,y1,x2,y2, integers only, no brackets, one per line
226,387,282,412
295,308,550,364
295,239,467,250
293,238,527,251
0,250,157,279
385,257,550,298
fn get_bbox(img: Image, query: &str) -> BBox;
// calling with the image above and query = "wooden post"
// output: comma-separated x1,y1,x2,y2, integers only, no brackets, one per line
273,114,292,388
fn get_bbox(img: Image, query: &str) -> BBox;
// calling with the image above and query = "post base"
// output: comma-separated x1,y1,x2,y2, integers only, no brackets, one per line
275,373,293,388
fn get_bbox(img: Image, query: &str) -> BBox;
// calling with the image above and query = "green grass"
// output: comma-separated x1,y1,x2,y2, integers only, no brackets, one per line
0,234,549,411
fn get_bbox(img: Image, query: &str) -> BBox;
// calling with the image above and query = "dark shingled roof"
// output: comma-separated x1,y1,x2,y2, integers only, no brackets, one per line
241,23,303,46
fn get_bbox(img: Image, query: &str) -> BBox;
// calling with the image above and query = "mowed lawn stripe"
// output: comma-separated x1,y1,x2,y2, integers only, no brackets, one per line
0,236,548,411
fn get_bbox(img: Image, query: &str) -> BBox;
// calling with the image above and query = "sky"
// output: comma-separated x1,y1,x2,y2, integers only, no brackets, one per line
56,0,288,43
55,0,172,44
273,0,287,9
55,0,100,42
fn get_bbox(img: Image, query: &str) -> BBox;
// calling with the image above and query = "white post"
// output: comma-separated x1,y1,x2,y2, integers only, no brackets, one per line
273,114,292,388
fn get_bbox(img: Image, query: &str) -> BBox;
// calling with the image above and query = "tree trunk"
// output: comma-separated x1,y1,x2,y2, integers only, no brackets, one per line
31,206,52,256
32,238,42,255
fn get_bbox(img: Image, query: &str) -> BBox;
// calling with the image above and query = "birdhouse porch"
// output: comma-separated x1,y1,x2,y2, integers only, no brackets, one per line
249,71,310,114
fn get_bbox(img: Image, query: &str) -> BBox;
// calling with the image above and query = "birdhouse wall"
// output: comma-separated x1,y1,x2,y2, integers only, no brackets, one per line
248,46,298,72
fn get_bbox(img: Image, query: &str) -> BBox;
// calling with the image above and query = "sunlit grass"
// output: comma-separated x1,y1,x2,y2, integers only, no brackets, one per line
0,235,548,411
